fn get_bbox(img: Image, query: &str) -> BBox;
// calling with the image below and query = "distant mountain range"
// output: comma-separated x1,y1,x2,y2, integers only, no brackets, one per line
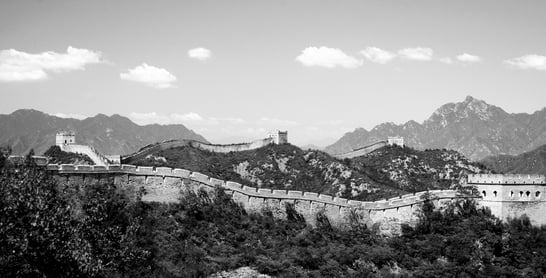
480,144,546,175
325,96,546,161
0,109,208,155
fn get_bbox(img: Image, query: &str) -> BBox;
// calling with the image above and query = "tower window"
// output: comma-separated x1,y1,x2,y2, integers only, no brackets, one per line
519,191,524,197
510,191,514,197
482,191,486,197
526,191,531,197
493,191,497,197
536,191,541,198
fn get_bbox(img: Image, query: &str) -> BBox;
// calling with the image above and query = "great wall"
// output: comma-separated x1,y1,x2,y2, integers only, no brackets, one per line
12,132,546,233
43,163,472,234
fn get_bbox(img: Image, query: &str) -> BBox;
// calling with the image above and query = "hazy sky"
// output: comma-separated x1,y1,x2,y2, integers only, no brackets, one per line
1,0,545,146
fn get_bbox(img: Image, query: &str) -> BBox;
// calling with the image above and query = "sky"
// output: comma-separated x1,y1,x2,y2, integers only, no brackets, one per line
1,0,545,146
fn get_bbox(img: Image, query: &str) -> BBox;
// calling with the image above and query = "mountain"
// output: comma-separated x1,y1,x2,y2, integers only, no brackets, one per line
125,143,485,201
325,96,546,161
349,145,488,192
480,144,546,175
0,109,208,155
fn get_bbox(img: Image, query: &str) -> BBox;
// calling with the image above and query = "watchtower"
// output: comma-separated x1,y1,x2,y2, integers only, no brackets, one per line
387,136,404,147
56,131,76,146
268,130,288,144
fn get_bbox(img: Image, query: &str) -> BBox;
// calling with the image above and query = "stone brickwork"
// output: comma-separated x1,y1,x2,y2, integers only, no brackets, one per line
467,174,546,226
45,163,472,234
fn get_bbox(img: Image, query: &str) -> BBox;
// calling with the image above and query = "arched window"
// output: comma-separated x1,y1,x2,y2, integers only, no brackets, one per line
482,190,486,197
520,191,524,197
526,191,531,197
493,191,498,197
510,191,514,197
536,191,541,198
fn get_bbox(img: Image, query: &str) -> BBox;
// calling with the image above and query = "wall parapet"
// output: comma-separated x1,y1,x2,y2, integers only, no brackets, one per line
45,163,476,210
467,174,546,185
121,137,276,163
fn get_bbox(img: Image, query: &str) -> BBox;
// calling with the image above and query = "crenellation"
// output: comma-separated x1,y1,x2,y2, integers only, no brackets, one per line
318,194,333,201
334,197,348,205
173,168,190,178
108,165,121,171
258,188,272,194
121,164,137,173
189,172,211,185
76,165,92,171
209,178,225,187
272,189,287,196
60,164,75,171
136,166,154,174
288,190,303,197
347,200,363,207
303,192,318,198
155,167,173,175
92,165,107,171
242,185,257,193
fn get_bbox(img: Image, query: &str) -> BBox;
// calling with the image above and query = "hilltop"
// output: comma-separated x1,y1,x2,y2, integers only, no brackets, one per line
480,144,546,175
350,145,488,193
0,109,207,155
125,143,485,201
325,96,546,161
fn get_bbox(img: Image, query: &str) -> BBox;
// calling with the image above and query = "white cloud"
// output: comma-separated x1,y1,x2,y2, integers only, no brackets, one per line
456,53,482,63
504,54,546,70
0,46,103,82
188,48,212,61
171,112,204,122
129,112,171,125
359,47,396,64
52,113,88,120
120,63,177,89
398,47,434,61
295,46,362,69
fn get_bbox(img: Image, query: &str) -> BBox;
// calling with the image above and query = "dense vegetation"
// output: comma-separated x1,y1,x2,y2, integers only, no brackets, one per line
43,145,95,165
1,156,546,277
481,144,546,175
128,143,403,201
128,144,487,202
350,146,488,192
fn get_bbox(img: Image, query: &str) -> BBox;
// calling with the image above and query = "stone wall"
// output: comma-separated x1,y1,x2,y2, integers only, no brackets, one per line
121,138,275,163
46,163,470,234
335,141,387,159
467,174,546,226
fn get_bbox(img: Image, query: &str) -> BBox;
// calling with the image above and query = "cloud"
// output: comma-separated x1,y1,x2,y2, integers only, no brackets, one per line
188,48,212,61
129,112,245,127
120,63,177,89
52,113,88,120
398,47,434,61
0,46,103,82
295,46,362,68
171,112,204,122
359,47,396,64
504,54,546,70
456,53,482,63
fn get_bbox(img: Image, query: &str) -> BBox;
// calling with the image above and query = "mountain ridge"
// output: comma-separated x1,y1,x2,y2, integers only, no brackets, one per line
325,96,546,161
0,109,208,155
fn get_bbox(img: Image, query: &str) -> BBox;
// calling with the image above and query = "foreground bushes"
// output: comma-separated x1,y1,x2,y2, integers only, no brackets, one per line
1,162,546,277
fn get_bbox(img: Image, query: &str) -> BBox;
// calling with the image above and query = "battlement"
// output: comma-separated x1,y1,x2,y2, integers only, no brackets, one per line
467,174,546,185
44,163,471,210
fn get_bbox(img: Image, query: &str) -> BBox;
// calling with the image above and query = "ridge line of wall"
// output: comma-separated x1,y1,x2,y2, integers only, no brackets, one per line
46,163,471,210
